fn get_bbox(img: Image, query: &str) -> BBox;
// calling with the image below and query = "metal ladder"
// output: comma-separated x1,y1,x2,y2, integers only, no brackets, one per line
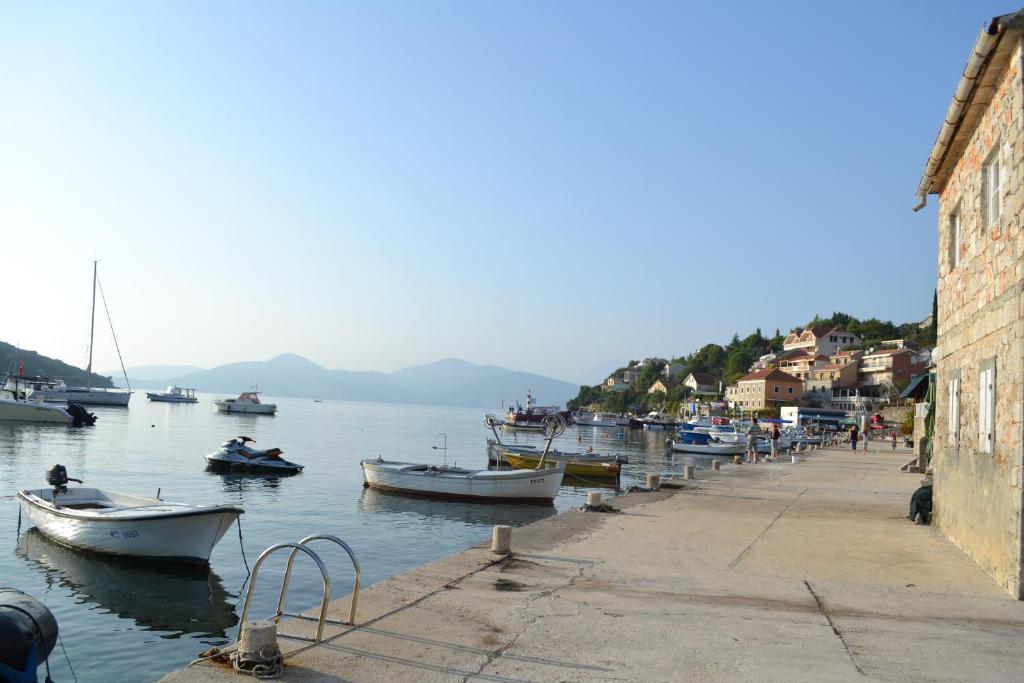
238,534,362,644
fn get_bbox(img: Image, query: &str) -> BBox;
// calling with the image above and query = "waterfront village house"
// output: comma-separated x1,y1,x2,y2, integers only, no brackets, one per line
782,327,861,356
725,368,802,410
914,9,1024,598
647,377,679,395
856,347,929,395
776,350,830,381
603,376,632,393
802,360,859,408
681,372,718,397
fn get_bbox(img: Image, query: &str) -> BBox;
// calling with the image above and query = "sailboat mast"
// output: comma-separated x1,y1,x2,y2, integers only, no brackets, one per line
86,260,97,388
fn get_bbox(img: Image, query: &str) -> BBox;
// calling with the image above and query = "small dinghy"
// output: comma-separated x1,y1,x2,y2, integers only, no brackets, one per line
17,465,242,564
205,436,304,474
362,416,569,504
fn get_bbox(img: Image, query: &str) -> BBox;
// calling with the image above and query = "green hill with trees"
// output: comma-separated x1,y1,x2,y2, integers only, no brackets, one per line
568,305,937,415
0,341,116,388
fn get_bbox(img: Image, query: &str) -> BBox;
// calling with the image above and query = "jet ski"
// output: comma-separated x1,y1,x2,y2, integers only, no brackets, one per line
205,436,304,474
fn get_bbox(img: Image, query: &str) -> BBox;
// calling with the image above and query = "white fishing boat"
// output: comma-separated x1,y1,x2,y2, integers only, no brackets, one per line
213,391,277,415
146,385,198,403
360,457,565,504
17,466,242,564
669,440,746,456
28,262,133,407
575,412,630,428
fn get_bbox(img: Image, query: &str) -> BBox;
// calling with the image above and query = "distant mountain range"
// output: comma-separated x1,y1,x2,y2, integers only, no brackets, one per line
104,354,578,408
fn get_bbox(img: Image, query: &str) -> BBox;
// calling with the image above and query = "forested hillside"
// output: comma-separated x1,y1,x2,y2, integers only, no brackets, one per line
0,341,116,387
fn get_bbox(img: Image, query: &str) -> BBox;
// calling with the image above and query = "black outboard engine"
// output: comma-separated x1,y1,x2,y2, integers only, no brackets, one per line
0,588,58,683
45,464,82,496
66,402,97,427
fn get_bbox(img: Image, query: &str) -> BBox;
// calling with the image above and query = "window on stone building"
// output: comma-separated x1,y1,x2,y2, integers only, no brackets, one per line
773,385,779,393
983,149,1003,228
978,360,996,454
948,205,961,268
788,387,794,394
946,375,960,446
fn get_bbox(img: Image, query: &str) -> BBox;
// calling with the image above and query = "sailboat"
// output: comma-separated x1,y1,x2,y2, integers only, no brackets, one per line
29,262,133,407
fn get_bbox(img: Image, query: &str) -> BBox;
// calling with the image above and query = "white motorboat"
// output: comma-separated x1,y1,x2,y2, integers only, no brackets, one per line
361,457,565,504
17,465,242,564
669,440,746,456
485,439,625,466
205,436,303,474
0,377,96,425
146,385,198,403
213,391,277,415
575,412,630,428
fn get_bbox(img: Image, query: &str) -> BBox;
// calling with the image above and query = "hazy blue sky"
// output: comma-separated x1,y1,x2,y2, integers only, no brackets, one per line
0,2,998,383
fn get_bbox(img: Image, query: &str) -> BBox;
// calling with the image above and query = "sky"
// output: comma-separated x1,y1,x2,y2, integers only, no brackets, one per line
0,1,1002,384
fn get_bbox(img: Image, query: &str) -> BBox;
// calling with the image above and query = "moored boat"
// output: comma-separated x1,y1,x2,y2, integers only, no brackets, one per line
502,392,571,431
575,411,630,428
501,451,620,478
669,439,746,456
360,458,565,504
213,391,277,415
146,385,198,403
18,465,242,564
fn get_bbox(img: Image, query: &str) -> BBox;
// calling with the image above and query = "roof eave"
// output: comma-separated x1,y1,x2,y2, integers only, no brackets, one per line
914,10,1024,211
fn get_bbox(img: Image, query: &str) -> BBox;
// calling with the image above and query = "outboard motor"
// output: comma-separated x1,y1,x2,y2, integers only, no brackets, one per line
0,588,58,683
45,465,82,501
65,402,97,428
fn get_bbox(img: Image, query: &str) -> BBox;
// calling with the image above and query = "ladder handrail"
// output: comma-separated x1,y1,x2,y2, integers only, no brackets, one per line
238,542,332,643
277,534,362,626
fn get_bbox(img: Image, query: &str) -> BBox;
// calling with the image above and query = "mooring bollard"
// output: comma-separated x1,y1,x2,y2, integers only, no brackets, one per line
587,491,603,506
491,525,512,554
645,473,661,490
683,465,694,480
712,460,721,471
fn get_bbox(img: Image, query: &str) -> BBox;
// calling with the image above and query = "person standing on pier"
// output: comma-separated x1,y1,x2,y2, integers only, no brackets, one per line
849,425,859,452
891,430,898,451
746,417,762,463
862,428,870,454
770,424,781,461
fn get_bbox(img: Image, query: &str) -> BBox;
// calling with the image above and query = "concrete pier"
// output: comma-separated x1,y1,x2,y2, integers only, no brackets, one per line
164,447,1024,682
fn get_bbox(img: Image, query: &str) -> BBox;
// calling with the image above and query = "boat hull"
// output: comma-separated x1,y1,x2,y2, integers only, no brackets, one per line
32,389,131,406
146,394,198,403
214,402,276,414
669,441,746,456
502,452,620,478
361,459,564,504
18,489,241,564
0,399,72,424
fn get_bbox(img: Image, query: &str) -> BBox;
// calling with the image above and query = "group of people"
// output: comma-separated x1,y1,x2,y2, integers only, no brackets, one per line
848,424,900,453
744,417,782,463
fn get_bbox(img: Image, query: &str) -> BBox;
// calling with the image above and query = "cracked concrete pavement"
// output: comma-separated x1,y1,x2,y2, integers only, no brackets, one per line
163,446,1024,682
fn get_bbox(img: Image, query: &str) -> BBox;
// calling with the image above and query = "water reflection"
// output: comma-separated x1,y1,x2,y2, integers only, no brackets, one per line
206,469,294,496
358,487,558,527
16,529,238,637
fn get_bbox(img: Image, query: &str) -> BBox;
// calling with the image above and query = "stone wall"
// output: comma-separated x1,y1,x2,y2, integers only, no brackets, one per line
934,38,1024,599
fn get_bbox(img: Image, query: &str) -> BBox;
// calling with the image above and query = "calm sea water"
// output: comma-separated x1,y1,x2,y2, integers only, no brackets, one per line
0,396,699,682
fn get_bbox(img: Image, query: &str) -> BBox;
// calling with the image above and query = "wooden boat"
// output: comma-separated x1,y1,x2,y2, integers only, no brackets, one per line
360,457,565,504
501,451,620,479
18,466,242,564
485,439,623,466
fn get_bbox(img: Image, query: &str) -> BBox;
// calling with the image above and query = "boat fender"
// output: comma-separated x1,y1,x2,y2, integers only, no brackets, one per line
0,588,58,681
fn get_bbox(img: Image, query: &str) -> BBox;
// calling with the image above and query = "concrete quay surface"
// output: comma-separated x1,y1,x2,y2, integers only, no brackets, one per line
164,446,1024,682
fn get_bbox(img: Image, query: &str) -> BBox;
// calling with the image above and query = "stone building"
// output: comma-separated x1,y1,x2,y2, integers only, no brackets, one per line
914,9,1024,599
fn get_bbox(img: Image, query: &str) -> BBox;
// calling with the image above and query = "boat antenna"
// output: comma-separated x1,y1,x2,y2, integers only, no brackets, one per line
431,433,449,468
537,415,566,469
86,260,97,388
96,270,132,392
